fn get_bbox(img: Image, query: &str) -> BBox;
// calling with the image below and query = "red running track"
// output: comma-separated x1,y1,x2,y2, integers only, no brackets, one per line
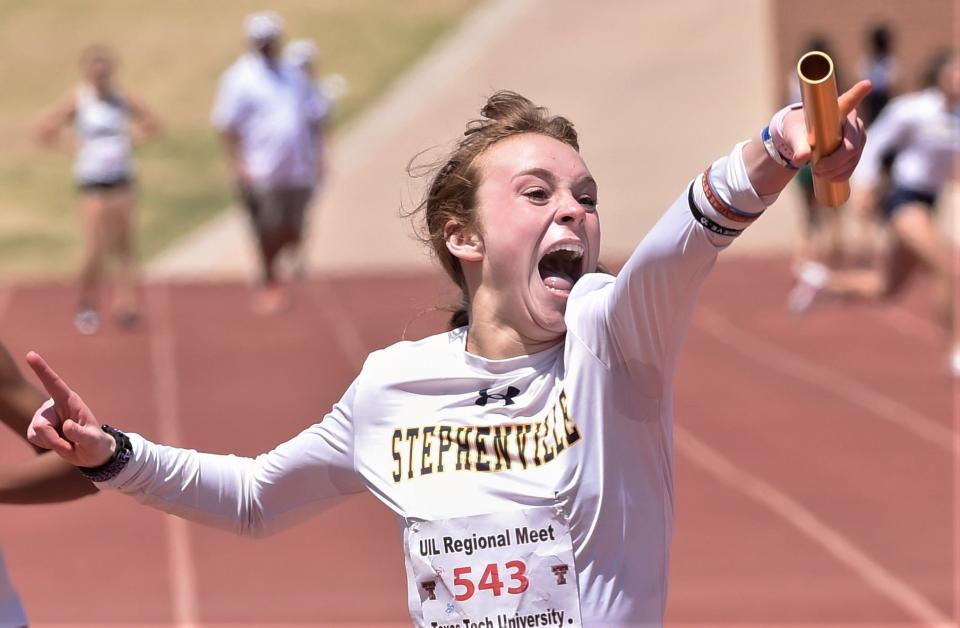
0,257,954,627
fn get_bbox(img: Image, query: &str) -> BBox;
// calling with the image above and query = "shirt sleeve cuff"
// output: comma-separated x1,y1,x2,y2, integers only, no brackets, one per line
692,141,772,233
93,432,147,490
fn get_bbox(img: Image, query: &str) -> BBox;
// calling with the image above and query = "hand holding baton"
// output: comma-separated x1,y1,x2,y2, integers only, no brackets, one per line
797,51,852,207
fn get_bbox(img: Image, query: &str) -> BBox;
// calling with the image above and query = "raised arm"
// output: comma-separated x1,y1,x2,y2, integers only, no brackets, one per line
25,352,363,537
571,81,870,377
743,80,871,198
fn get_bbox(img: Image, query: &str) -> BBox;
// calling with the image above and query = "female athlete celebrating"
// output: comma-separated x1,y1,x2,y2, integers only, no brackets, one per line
25,84,868,626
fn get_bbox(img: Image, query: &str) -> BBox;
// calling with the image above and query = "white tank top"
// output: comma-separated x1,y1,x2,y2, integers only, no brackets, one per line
73,84,133,184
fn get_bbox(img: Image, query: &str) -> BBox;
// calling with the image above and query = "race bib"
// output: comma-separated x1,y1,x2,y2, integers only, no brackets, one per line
406,506,582,627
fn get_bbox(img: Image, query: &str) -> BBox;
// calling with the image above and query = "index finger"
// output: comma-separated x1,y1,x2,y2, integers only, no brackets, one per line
838,80,872,118
25,351,73,408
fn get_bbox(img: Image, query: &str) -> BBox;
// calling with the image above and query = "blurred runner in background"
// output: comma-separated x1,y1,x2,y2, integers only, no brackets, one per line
794,51,960,376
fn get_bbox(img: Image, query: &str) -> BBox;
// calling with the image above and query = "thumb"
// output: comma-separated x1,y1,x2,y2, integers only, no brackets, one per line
791,141,812,166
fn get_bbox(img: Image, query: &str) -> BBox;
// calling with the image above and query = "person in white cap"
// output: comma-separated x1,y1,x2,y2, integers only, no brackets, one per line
211,12,327,313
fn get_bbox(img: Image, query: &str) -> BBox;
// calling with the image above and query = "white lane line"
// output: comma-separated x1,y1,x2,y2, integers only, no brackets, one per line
146,284,200,628
675,424,953,626
310,279,369,372
695,306,957,455
873,305,944,347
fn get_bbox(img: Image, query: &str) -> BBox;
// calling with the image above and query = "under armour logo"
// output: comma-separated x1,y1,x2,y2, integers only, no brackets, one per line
475,386,520,406
552,564,570,585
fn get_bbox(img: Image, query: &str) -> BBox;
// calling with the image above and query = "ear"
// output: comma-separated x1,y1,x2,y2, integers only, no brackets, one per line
443,219,484,263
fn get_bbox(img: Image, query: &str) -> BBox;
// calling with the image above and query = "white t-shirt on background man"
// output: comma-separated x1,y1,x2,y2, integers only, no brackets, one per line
211,53,326,189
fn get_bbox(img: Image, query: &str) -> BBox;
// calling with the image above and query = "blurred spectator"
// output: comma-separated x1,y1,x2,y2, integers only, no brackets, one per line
211,12,327,313
34,44,162,335
793,51,960,376
859,24,898,126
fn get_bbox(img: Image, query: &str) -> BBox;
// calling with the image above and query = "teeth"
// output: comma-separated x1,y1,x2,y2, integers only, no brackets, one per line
544,242,583,259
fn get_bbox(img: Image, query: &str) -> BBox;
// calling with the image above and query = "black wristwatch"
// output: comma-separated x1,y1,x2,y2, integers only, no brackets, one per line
78,425,132,482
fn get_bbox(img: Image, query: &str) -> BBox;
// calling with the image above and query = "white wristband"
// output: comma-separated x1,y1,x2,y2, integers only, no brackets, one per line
768,102,805,167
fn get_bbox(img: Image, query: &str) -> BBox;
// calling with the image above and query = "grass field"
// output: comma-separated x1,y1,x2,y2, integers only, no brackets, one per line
0,0,474,277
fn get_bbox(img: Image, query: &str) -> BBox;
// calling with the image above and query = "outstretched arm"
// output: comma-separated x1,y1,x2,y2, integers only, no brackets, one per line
0,342,97,503
569,82,870,379
25,351,363,537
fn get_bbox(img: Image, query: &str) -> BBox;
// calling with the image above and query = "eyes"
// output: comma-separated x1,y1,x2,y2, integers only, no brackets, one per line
522,187,597,210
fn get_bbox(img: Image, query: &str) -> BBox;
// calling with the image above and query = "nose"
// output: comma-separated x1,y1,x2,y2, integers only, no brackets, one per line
555,194,586,225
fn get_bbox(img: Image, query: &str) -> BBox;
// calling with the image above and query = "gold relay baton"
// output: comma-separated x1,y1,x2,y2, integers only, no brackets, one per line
797,51,849,207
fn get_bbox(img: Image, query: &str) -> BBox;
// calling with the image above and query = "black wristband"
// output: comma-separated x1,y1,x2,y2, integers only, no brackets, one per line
687,183,743,238
78,425,132,483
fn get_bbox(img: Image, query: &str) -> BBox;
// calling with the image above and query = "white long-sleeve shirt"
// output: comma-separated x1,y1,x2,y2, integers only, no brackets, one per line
98,141,770,627
852,88,959,194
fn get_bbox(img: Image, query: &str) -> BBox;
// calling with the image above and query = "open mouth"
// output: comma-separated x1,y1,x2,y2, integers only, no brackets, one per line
538,242,584,295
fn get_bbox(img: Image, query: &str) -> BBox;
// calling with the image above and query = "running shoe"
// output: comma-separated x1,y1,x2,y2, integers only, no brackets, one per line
949,349,960,379
74,309,100,335
115,309,143,331
787,262,830,315
252,283,291,315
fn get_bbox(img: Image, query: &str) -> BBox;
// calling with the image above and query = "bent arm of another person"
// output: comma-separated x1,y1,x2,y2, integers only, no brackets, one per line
574,81,870,378
126,95,163,142
33,92,77,147
1,343,97,503
1,342,50,451
0,453,97,504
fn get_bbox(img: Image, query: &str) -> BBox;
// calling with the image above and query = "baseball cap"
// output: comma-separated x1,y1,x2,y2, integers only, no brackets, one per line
285,39,318,67
244,11,283,42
